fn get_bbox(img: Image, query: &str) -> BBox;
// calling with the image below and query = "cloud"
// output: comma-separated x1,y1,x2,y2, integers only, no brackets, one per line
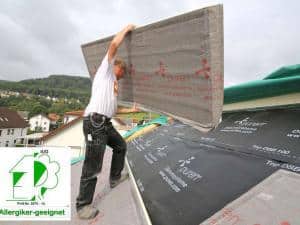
0,0,83,80
0,0,299,86
223,0,300,86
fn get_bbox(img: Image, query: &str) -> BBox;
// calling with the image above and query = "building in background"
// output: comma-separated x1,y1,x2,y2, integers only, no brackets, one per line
18,132,47,147
29,114,50,132
0,107,28,147
48,113,60,130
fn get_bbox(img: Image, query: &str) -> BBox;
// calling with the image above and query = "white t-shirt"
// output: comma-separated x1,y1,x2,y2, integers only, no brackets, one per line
84,53,118,118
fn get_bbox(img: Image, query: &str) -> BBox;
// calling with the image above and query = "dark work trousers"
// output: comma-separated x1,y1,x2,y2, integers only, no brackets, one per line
76,114,127,210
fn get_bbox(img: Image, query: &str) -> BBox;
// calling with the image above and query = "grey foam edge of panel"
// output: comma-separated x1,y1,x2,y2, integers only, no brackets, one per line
209,5,224,126
81,4,222,48
81,48,94,77
200,169,300,225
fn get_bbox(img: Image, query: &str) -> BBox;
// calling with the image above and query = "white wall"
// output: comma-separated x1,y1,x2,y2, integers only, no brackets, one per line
43,120,85,158
0,127,28,147
29,114,50,132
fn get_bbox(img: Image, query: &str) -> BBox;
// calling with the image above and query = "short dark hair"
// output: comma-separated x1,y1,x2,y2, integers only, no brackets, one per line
114,58,126,73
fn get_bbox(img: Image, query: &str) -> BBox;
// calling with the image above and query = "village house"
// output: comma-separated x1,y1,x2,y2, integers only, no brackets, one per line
29,114,50,132
0,107,28,147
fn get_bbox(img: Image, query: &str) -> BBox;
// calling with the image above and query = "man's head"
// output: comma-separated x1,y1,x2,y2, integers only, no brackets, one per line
114,58,126,80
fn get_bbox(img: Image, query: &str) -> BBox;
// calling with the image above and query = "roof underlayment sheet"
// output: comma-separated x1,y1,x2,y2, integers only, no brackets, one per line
82,5,224,129
126,106,300,225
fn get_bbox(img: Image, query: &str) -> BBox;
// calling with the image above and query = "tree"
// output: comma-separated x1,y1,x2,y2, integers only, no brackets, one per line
29,104,48,117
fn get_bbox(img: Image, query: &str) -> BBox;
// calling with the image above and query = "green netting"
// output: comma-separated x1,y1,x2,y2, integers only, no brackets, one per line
224,64,300,104
71,156,85,165
122,115,168,139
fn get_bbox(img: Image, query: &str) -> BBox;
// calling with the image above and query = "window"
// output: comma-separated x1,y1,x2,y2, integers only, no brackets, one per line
7,129,10,135
43,127,46,131
5,141,9,147
35,121,38,125
44,122,47,125
11,129,14,135
14,140,16,144
0,130,2,136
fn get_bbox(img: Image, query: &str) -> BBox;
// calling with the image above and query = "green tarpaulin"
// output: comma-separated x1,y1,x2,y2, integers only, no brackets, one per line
224,64,300,104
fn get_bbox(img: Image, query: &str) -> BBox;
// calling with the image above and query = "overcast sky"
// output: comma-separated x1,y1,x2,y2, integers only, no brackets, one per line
0,0,299,86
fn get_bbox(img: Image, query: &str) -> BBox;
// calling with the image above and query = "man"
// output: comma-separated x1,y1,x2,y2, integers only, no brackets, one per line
76,24,137,220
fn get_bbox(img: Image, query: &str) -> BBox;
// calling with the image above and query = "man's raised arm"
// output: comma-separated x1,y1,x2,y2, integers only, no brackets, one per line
108,24,135,62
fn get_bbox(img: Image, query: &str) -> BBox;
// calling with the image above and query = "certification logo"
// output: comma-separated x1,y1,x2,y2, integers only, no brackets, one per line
0,147,70,221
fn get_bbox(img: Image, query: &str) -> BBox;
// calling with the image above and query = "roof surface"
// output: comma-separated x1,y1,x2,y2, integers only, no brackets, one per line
126,106,300,224
0,107,28,128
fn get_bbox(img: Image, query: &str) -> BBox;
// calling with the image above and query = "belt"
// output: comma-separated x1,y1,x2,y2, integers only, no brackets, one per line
85,112,111,123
